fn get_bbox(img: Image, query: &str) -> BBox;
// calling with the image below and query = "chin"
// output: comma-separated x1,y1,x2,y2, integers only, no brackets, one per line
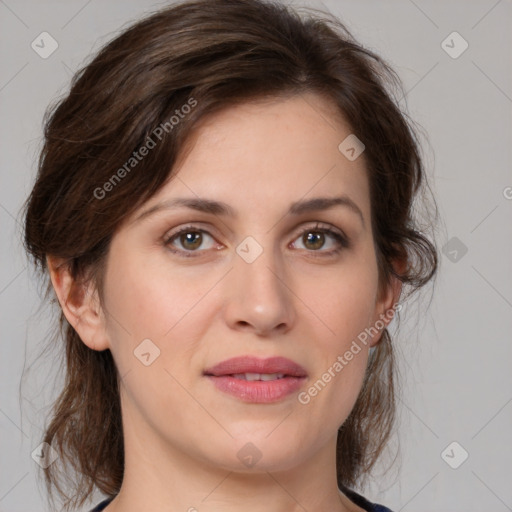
204,429,313,474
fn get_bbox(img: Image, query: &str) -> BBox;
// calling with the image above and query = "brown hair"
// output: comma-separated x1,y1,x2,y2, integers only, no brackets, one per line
21,0,438,510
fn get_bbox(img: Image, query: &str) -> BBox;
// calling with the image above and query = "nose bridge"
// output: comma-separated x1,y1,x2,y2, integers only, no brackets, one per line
224,235,294,334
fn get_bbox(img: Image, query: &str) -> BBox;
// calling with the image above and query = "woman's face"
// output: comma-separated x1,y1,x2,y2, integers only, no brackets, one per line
87,92,397,474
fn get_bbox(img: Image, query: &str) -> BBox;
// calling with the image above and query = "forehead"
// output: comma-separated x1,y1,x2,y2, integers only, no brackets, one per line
132,92,371,224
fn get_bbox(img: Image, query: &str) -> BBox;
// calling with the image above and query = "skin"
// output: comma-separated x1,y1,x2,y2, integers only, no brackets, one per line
48,92,401,512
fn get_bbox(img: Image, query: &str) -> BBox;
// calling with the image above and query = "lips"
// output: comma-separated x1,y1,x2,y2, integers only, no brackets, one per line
204,356,308,378
204,356,307,403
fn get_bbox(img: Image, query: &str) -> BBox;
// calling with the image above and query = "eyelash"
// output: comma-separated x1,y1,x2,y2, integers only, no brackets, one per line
163,223,350,259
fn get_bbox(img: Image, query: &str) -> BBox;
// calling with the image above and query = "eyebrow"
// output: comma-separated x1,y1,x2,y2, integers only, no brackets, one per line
133,195,365,227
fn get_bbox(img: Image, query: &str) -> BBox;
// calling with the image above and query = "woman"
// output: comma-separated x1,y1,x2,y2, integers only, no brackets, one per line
22,0,438,511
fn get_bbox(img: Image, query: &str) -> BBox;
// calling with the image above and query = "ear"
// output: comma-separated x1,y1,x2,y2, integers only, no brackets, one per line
369,255,406,347
46,255,110,351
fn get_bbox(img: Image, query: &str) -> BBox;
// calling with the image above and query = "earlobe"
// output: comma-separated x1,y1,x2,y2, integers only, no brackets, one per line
46,255,110,351
369,257,406,347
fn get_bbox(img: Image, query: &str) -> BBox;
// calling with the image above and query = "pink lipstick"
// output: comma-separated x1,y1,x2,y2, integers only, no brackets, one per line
203,356,307,403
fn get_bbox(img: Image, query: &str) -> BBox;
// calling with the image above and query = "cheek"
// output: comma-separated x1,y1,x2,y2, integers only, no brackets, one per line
100,252,212,425
304,257,379,348
103,259,173,341
103,247,180,332
101,248,218,371
294,257,377,418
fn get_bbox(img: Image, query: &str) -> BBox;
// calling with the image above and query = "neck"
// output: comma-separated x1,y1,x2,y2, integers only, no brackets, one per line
103,405,362,512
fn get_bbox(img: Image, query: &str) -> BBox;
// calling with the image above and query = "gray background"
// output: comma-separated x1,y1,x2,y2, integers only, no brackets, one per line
1,0,511,511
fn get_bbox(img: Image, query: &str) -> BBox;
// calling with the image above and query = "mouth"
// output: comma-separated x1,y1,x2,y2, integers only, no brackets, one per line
230,372,286,381
203,356,307,403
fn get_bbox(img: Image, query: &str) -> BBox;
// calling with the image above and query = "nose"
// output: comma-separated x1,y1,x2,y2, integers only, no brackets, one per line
222,243,296,337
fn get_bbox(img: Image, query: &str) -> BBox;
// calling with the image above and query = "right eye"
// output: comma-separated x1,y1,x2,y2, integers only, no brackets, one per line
164,225,220,257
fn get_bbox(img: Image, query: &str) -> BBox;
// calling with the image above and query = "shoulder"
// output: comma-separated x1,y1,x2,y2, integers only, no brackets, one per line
89,497,113,512
343,487,395,512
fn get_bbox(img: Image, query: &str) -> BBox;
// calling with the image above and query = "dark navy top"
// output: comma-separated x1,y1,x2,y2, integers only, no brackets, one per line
90,489,393,511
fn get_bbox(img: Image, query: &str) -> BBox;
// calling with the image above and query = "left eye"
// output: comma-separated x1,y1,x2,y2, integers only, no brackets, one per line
291,228,346,252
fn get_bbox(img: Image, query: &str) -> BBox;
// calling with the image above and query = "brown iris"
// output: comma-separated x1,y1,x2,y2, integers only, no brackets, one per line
180,231,203,250
303,231,325,250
